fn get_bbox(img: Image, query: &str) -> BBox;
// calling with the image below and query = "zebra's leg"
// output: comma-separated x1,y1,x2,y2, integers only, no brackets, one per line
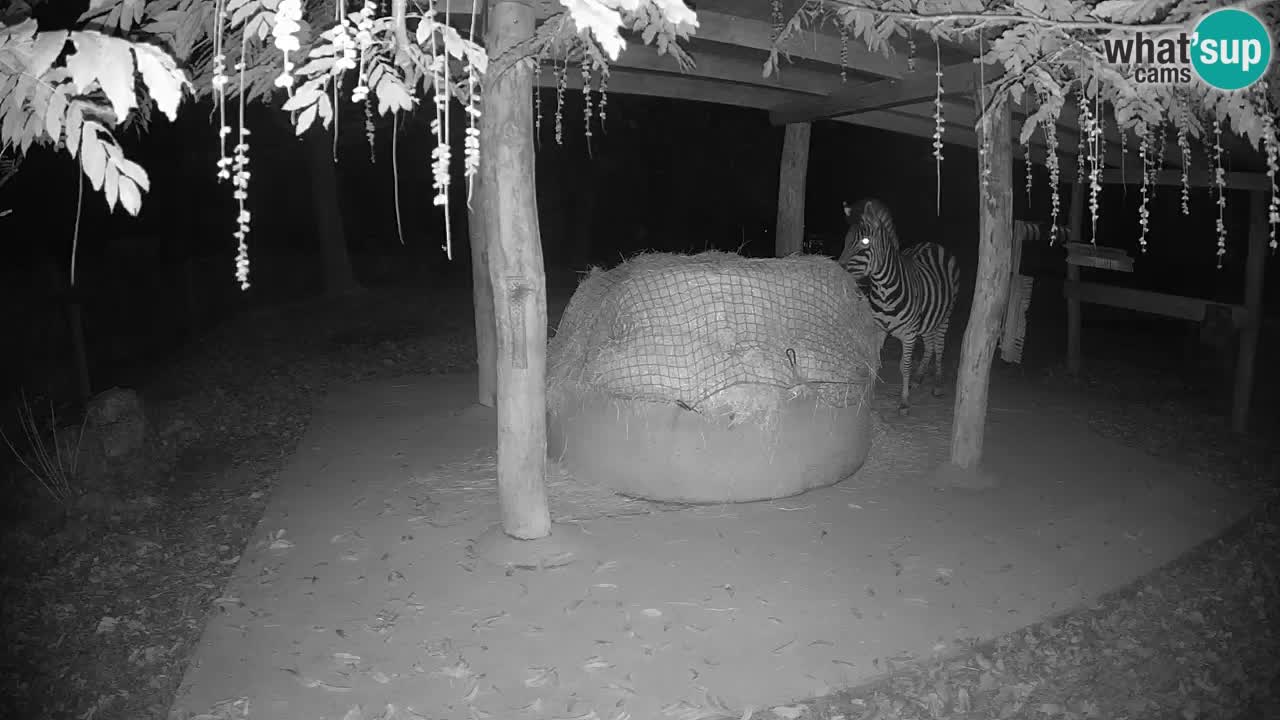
929,324,949,397
898,333,917,414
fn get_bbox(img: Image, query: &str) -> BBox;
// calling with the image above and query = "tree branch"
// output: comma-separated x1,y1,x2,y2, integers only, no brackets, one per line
826,0,1274,35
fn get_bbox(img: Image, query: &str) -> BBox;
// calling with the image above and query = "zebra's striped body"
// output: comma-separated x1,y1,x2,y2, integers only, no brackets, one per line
838,198,961,414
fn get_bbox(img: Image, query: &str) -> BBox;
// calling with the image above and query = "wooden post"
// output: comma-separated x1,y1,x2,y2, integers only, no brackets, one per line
480,0,552,540
948,91,1013,472
469,171,497,408
775,122,811,257
1066,180,1085,375
1231,190,1268,433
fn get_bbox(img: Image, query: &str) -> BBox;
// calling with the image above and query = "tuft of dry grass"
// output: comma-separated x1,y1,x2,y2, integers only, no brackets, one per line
0,391,85,505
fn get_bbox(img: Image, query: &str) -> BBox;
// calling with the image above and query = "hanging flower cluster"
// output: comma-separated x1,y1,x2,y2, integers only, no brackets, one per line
1137,132,1151,253
1078,95,1103,243
1213,119,1227,269
839,22,849,84
1263,102,1279,251
582,64,595,143
1176,120,1192,216
272,0,303,89
555,62,568,145
932,39,943,215
598,72,609,128
1043,112,1061,237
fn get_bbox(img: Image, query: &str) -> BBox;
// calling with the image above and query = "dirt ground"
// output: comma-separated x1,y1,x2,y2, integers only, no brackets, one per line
3,284,1277,720
164,361,1257,720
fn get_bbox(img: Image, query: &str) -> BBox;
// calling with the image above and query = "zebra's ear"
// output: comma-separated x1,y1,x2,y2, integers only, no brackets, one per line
842,201,853,221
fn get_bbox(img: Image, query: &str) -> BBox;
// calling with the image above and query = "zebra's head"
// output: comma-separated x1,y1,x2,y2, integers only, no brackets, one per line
837,198,900,279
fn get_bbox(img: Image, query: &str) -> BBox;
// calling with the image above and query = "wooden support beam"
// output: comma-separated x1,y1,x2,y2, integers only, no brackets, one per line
607,39,843,95
1066,182,1085,375
1063,280,1247,326
949,89,1014,474
775,122,811,257
769,61,987,125
539,69,991,153
1232,190,1269,433
480,0,552,541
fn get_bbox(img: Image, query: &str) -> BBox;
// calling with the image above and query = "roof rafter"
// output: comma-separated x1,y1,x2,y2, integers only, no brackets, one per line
768,60,987,125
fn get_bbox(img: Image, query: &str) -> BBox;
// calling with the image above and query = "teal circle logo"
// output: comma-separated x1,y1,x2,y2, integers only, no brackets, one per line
1191,8,1273,91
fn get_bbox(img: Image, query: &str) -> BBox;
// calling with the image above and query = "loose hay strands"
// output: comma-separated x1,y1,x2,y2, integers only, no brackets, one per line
0,391,85,505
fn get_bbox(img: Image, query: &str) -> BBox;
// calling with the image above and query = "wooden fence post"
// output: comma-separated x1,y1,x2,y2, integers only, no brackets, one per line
1231,189,1268,433
775,122,811,257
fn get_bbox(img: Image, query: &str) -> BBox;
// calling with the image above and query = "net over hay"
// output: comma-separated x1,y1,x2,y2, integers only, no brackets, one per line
547,252,884,504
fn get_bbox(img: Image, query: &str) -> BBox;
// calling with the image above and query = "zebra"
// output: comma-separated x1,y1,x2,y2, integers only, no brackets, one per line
837,198,961,415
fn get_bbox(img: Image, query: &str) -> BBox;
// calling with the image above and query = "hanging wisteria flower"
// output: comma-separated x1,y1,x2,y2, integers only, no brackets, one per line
583,63,594,141
1262,101,1278,251
1213,119,1227,269
1176,121,1191,216
1138,132,1151,253
932,43,944,216
273,0,303,89
1044,114,1061,238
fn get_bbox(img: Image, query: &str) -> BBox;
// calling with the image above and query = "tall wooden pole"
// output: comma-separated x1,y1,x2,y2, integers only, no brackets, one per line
1231,190,1268,433
1066,180,1085,375
949,91,1013,471
775,122,811,257
480,0,551,540
469,171,497,408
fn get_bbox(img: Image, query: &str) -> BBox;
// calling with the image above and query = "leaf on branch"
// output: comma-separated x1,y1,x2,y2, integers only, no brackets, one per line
133,43,189,121
245,10,277,43
96,36,139,124
374,73,414,116
44,87,69,143
27,30,70,79
80,122,108,191
1091,0,1176,24
285,74,327,104
78,0,147,31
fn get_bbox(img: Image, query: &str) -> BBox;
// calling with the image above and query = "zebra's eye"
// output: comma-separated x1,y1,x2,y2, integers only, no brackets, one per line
860,237,871,246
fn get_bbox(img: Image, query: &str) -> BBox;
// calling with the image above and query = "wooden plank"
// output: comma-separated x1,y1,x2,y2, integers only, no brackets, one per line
538,69,993,150
677,10,915,79
1066,184,1085,375
480,0,552,540
1063,280,1248,326
1232,190,1269,433
609,39,844,95
775,122,811,256
769,61,987,125
949,88,1013,472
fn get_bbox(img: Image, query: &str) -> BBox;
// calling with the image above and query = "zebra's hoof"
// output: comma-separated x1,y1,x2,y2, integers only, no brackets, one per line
931,387,945,398
898,404,911,416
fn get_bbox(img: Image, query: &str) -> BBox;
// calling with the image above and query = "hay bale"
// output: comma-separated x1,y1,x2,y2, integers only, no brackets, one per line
547,252,883,503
